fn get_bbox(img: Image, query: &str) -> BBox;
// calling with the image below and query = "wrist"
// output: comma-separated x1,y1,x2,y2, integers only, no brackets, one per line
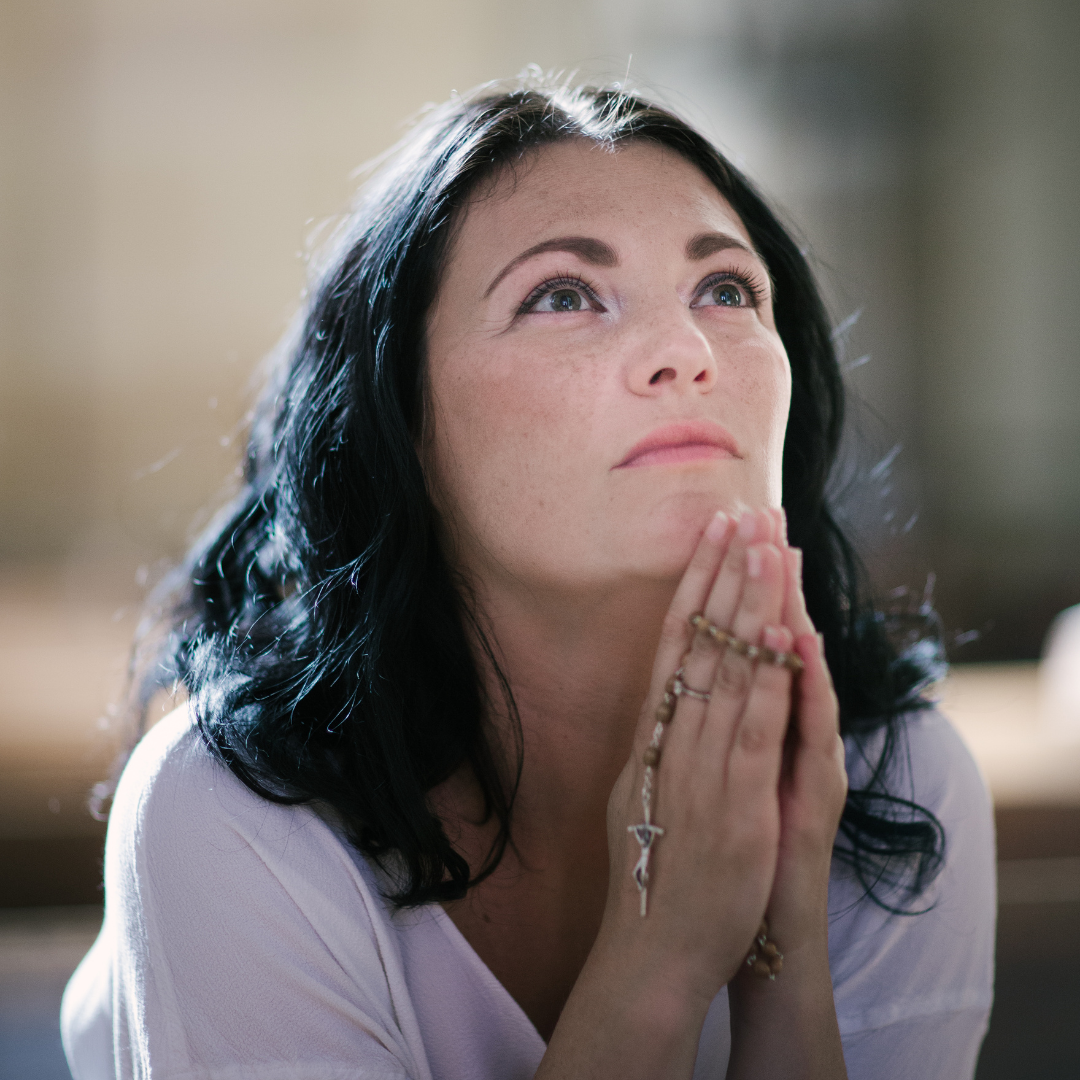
589,915,719,1022
728,931,833,1014
539,924,712,1080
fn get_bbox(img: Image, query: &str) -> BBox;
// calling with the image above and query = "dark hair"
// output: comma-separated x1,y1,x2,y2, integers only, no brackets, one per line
142,78,944,909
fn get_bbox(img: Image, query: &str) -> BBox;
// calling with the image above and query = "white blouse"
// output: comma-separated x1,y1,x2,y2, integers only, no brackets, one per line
62,704,995,1080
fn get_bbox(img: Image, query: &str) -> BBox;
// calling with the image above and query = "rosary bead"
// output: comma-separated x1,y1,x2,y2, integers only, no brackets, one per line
643,746,660,767
753,958,772,979
769,956,783,976
762,941,779,957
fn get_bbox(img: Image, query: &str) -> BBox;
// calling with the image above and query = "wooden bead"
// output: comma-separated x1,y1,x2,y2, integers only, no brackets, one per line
762,941,779,957
769,956,783,976
753,958,772,978
655,700,673,724
643,746,660,767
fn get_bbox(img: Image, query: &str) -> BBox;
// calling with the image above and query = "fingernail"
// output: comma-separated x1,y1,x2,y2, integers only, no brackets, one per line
763,625,786,651
747,545,762,578
706,510,729,542
791,547,803,583
779,508,788,543
737,512,757,541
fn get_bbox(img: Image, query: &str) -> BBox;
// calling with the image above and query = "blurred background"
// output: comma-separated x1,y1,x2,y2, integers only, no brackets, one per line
1,0,1078,1076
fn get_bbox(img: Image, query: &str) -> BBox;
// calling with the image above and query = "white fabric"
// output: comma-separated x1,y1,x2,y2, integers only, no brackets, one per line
62,705,995,1080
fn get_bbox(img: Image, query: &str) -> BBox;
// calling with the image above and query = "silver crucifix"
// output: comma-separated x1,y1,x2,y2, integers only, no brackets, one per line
628,821,665,916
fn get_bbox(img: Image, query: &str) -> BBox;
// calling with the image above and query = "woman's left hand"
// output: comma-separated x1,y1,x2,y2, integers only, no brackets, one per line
764,510,848,956
726,509,849,1080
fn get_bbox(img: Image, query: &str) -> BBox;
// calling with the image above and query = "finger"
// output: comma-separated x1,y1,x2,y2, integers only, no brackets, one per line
777,550,839,746
793,630,842,748
694,541,786,762
714,543,788,751
635,510,735,749
767,506,787,547
781,547,805,633
691,509,770,649
678,510,768,723
722,623,795,799
729,542,787,649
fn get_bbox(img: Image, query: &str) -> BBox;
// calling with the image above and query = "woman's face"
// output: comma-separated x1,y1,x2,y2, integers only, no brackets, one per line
424,139,791,597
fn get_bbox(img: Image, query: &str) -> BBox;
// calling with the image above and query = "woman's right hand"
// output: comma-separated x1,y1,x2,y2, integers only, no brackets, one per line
600,506,797,1002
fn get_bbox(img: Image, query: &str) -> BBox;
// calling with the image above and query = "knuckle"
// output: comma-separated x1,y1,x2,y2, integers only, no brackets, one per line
736,720,773,754
688,631,716,662
714,656,750,697
753,662,791,693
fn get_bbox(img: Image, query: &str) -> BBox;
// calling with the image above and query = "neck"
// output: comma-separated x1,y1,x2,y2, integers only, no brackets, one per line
451,571,675,859
432,571,677,1031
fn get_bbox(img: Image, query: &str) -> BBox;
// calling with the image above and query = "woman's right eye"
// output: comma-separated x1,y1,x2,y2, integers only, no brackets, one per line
519,277,600,315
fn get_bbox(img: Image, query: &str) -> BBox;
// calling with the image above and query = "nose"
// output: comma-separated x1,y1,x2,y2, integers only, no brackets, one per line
624,308,718,396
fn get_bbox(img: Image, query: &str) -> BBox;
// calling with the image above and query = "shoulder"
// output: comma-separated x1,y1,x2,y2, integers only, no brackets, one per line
98,705,428,1077
829,708,996,1036
845,705,993,840
109,703,396,934
112,705,301,849
841,704,996,886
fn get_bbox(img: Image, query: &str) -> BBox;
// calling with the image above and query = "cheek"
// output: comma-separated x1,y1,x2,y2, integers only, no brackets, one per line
736,340,791,498
766,365,792,497
427,340,610,530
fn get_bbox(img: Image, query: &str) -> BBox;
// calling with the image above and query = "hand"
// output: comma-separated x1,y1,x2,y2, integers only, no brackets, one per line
602,506,802,1001
539,507,847,1080
760,533,848,958
721,509,849,1080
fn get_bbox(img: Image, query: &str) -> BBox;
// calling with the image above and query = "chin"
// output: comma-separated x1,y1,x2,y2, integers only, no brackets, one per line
625,492,737,579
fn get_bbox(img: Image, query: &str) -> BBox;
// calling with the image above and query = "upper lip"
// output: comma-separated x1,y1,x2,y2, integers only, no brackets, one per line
615,420,742,468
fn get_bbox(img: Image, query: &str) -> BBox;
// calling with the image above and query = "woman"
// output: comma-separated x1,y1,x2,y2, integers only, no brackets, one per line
62,80,995,1079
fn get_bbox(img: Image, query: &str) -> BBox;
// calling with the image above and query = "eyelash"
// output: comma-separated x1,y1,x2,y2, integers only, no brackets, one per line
518,274,600,314
517,267,769,314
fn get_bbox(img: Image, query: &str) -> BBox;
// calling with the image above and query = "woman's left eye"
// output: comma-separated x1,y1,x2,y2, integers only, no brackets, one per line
535,287,587,313
523,284,594,314
693,275,759,310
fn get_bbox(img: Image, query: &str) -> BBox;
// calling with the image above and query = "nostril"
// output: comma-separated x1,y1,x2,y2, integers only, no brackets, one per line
693,369,709,382
649,367,677,385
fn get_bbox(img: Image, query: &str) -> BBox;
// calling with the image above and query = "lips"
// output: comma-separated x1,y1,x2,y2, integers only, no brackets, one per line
615,420,741,469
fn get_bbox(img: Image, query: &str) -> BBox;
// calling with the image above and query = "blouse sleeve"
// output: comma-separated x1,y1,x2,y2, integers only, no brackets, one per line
62,709,430,1080
828,709,996,1080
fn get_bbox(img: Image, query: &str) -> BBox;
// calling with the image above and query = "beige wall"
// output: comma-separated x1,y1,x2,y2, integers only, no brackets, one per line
1,0,614,575
916,0,1080,655
3,0,1079,869
0,0,614,872
7,1,1076,633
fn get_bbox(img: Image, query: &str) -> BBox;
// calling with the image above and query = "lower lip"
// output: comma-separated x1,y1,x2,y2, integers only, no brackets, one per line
618,444,736,468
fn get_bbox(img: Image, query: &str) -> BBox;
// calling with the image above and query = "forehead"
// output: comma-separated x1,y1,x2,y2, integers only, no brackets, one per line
453,138,753,256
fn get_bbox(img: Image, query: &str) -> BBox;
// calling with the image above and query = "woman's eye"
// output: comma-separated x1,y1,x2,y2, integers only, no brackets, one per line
711,284,744,307
696,281,747,308
533,287,587,313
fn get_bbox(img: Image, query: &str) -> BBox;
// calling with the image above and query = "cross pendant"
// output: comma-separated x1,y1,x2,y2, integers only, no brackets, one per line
628,822,665,916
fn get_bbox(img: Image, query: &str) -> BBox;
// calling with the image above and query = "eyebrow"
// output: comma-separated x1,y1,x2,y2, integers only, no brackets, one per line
484,236,619,298
685,231,756,261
